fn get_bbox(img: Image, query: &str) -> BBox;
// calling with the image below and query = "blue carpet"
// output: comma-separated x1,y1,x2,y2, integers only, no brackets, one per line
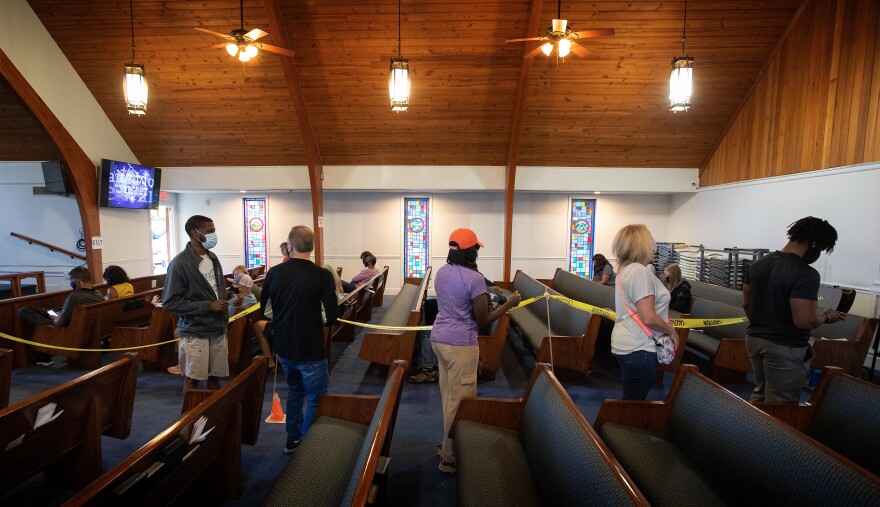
1,294,778,506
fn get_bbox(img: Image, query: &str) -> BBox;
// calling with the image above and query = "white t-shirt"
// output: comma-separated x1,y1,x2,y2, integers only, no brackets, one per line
611,263,671,355
199,254,219,298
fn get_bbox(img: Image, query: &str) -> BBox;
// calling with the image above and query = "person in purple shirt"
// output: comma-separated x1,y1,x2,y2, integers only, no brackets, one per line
431,228,521,473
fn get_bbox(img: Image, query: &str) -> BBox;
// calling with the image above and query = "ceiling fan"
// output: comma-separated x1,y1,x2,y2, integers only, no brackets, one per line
195,0,295,62
506,0,614,59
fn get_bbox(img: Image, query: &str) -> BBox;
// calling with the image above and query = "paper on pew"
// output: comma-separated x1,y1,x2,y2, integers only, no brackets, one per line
5,434,24,451
151,295,162,307
189,415,213,444
34,403,63,429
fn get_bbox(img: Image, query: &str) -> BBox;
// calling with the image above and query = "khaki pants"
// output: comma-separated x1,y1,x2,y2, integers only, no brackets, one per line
432,342,479,463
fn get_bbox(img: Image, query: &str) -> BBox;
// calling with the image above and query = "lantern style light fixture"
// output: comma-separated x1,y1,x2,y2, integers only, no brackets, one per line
389,0,410,112
669,0,693,112
123,0,148,115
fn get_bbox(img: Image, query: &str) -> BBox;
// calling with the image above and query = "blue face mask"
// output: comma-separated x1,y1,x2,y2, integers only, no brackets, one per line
200,232,218,250
70,281,78,290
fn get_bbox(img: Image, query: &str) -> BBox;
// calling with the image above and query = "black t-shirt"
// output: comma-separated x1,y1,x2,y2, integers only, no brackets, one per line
261,258,338,361
744,251,819,347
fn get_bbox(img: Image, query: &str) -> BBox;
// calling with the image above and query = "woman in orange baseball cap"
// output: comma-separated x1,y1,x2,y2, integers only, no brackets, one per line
430,228,521,473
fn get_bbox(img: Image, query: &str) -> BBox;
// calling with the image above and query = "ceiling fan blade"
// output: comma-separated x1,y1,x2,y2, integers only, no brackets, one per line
200,43,231,51
506,37,543,43
569,41,590,58
258,43,296,58
245,28,269,41
195,27,231,39
572,28,615,39
523,45,545,59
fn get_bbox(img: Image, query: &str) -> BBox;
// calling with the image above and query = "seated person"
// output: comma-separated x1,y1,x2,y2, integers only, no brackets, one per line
253,298,275,371
323,264,345,300
342,252,379,293
18,266,104,366
664,262,692,313
227,273,258,317
592,254,616,285
229,264,261,300
103,265,133,299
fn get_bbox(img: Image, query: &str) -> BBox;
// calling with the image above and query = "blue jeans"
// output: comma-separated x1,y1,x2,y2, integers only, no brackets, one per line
416,330,437,369
278,358,329,441
614,350,657,400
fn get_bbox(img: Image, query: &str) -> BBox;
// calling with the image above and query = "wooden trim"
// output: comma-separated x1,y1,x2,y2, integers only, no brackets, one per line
502,0,544,283
0,349,11,410
0,49,102,282
262,0,325,265
0,270,46,297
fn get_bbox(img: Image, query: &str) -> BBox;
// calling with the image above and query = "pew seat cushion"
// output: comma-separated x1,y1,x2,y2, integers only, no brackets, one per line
684,330,720,356
263,417,367,507
510,308,554,350
811,374,880,475
378,283,420,330
599,423,731,507
456,421,541,507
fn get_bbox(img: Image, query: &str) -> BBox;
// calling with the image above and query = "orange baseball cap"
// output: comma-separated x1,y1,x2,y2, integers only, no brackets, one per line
449,228,484,250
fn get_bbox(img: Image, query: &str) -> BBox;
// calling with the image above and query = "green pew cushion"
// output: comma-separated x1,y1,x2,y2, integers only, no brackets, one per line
377,283,420,333
522,373,641,507
684,330,720,356
510,308,554,351
668,374,880,505
599,422,731,507
811,374,880,475
455,421,541,507
263,417,368,507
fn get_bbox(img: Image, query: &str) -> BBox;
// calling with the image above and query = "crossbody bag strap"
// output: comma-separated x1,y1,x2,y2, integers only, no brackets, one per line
616,271,655,339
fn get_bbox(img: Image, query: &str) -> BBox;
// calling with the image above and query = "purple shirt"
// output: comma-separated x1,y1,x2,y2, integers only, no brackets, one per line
431,264,487,346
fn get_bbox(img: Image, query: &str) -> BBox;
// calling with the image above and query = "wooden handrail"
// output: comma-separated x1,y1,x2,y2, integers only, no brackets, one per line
10,232,86,261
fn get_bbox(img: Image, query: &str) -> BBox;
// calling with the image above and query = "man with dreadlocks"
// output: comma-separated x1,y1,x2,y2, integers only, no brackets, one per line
742,216,845,403
431,228,521,473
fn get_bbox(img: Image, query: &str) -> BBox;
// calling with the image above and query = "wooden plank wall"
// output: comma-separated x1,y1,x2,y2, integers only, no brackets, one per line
700,0,880,186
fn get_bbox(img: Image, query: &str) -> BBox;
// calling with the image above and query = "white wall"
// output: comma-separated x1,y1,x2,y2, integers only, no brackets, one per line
670,163,880,318
172,190,673,293
0,163,84,291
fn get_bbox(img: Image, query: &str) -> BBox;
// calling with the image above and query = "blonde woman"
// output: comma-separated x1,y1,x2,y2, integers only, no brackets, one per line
323,264,345,300
663,262,692,313
611,224,679,400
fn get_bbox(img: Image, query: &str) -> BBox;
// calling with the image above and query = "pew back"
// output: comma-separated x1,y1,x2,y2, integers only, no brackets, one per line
64,357,268,506
688,279,743,307
0,348,10,409
0,354,139,492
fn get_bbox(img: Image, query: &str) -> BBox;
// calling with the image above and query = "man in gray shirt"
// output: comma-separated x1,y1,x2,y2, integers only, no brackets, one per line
18,266,104,366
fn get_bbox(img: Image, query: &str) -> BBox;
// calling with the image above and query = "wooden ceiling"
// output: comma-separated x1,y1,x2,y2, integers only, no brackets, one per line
15,0,804,169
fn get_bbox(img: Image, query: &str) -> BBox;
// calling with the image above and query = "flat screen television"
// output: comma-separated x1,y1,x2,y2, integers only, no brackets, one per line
41,160,72,194
99,159,162,210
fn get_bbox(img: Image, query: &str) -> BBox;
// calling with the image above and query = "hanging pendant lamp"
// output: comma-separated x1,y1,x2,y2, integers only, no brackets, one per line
389,0,410,112
123,0,148,115
669,0,693,112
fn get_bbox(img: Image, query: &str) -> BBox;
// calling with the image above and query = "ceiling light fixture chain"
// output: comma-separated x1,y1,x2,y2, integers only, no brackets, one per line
398,0,402,58
123,0,148,115
669,0,694,112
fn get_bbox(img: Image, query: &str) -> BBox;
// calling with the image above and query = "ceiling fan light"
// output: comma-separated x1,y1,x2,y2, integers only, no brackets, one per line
245,44,258,58
669,56,694,112
123,63,148,115
226,43,239,56
551,19,567,34
238,48,251,62
389,58,410,112
541,42,554,56
558,38,571,57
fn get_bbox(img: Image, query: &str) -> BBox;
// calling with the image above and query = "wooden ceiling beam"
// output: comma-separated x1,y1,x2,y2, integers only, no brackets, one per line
0,48,102,285
262,0,326,265
503,0,544,282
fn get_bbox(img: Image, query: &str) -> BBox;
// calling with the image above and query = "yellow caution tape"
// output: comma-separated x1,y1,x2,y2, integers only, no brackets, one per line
511,293,549,309
549,295,617,319
0,331,179,353
0,303,261,353
336,318,433,331
669,317,748,328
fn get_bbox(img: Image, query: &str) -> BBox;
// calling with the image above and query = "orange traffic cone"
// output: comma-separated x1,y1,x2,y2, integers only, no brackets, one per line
266,392,286,423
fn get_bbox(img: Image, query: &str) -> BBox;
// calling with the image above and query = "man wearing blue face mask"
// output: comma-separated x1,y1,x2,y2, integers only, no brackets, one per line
18,266,104,366
163,214,229,394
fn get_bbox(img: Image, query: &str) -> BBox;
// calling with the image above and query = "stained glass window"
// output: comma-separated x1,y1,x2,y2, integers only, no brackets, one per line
404,197,430,279
243,197,267,269
568,199,596,278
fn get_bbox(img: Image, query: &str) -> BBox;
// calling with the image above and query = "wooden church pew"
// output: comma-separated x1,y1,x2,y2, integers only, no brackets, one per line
0,349,10,409
64,357,268,506
0,354,140,493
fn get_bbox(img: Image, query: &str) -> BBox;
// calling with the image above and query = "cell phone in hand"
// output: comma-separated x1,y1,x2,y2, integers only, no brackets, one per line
47,310,58,318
